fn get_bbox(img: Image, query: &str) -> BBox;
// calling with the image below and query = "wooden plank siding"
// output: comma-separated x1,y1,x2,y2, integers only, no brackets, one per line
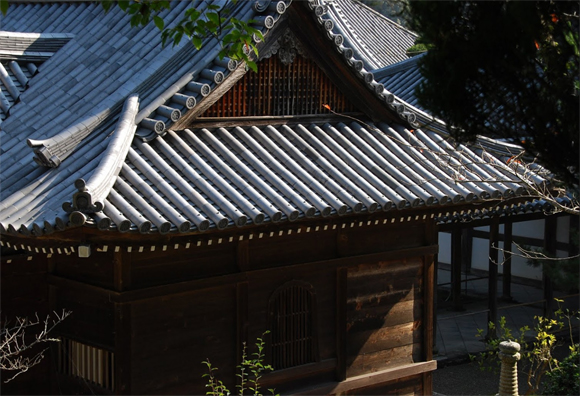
7,216,437,395
129,285,237,395
346,258,424,378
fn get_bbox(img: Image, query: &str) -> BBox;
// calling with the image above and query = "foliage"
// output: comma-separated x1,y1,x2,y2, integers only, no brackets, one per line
407,1,580,187
202,332,278,396
1,311,70,383
471,299,579,395
100,1,263,72
526,231,580,293
359,0,410,26
542,346,579,396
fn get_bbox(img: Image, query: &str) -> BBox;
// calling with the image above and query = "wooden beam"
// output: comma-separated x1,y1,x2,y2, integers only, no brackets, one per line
47,245,439,303
294,360,437,395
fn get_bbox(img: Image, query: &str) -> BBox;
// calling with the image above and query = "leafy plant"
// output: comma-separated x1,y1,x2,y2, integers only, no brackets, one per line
203,332,278,396
101,0,263,72
471,299,579,395
542,346,579,396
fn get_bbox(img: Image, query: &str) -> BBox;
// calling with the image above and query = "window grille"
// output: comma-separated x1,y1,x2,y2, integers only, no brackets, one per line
269,282,317,370
202,54,357,117
57,338,115,391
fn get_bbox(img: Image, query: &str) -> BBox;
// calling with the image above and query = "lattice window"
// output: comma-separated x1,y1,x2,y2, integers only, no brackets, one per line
57,338,115,391
202,54,357,117
269,281,318,370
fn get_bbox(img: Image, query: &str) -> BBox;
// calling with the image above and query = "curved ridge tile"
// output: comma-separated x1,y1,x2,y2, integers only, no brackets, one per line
63,94,139,214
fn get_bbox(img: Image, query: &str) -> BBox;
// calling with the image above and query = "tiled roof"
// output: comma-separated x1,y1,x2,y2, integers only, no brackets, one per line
323,0,417,70
373,54,424,111
0,0,550,239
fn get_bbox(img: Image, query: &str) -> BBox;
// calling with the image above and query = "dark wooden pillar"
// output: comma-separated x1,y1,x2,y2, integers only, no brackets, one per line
451,227,463,311
424,219,437,360
114,302,132,394
543,216,557,318
461,227,473,273
502,221,513,301
433,252,439,354
336,267,347,382
487,217,499,339
236,281,249,367
113,250,131,292
423,254,435,362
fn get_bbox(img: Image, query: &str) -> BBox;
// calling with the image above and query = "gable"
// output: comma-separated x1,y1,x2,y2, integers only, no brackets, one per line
201,53,357,118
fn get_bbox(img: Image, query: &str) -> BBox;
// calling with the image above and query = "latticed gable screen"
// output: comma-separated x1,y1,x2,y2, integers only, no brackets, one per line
202,54,357,117
269,282,317,370
57,337,115,391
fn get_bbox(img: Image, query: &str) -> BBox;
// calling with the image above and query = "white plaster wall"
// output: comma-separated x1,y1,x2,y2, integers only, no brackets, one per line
557,216,570,243
512,219,544,239
438,232,451,264
471,237,544,281
438,215,572,282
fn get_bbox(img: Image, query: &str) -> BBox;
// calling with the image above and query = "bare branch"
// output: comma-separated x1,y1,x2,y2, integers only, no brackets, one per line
1,310,71,383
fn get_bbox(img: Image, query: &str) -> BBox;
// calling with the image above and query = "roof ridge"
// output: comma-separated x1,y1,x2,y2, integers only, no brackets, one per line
63,94,139,221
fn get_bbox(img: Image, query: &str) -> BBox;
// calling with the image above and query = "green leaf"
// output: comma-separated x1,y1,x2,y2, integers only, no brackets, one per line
246,60,258,73
153,15,164,30
185,7,201,20
118,0,130,12
192,36,202,50
207,11,220,26
130,13,142,27
0,0,8,15
101,0,114,13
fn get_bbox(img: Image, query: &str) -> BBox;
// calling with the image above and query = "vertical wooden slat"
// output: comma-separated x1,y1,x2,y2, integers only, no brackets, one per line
201,55,356,117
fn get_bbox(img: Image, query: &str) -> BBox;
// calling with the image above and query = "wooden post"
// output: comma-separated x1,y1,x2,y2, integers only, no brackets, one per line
451,227,463,311
461,227,473,273
502,221,513,301
424,218,437,361
336,267,347,381
433,252,439,355
487,218,499,339
113,250,131,292
543,216,557,318
114,302,132,394
236,282,249,368
423,254,434,362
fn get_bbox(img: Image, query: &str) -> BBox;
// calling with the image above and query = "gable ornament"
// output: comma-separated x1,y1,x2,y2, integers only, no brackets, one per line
261,29,308,66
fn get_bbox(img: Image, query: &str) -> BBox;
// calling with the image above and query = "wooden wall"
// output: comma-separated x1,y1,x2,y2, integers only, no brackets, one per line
5,215,436,395
346,258,423,378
